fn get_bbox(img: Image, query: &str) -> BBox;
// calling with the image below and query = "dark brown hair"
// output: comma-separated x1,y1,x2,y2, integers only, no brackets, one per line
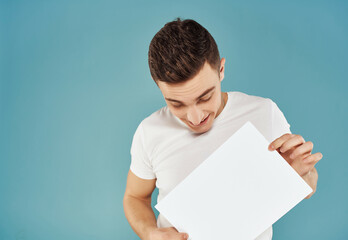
148,17,221,85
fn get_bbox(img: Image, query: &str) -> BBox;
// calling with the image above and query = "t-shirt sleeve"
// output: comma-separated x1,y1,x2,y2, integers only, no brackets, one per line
129,122,156,180
271,100,292,142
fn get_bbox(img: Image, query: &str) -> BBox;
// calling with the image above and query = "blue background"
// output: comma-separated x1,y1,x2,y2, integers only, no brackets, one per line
1,0,347,239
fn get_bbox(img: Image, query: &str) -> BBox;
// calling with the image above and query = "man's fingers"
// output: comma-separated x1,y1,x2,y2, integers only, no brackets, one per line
291,160,312,176
289,141,313,159
291,152,322,176
269,133,293,151
181,233,189,240
175,232,189,240
278,134,306,153
303,152,323,163
166,227,189,240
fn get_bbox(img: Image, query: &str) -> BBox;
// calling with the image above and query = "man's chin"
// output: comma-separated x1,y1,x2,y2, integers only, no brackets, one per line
186,123,212,134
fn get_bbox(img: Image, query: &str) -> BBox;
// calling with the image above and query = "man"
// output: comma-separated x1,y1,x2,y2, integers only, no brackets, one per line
123,18,322,240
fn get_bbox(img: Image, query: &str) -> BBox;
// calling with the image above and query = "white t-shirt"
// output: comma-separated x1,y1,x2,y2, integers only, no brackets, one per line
129,91,292,240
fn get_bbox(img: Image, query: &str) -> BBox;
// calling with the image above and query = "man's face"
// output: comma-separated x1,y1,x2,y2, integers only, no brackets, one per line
157,58,226,134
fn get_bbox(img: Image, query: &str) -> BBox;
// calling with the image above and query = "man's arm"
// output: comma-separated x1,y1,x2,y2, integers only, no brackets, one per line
123,170,189,240
123,170,158,239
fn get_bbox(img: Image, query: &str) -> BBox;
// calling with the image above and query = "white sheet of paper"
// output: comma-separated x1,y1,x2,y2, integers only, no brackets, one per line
155,121,313,240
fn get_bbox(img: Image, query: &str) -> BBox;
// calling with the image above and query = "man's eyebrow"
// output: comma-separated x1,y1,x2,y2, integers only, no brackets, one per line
165,86,216,104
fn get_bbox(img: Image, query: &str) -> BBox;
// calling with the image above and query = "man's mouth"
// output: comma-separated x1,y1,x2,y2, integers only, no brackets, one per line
190,114,210,127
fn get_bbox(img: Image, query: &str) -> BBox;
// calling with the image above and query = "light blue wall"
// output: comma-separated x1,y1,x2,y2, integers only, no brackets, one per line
1,0,347,239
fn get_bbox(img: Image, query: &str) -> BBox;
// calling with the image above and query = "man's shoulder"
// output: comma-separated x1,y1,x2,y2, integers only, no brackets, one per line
136,105,180,133
141,105,171,125
228,91,273,107
133,105,184,148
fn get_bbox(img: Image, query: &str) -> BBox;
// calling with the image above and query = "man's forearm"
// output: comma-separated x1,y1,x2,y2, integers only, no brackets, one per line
123,195,158,240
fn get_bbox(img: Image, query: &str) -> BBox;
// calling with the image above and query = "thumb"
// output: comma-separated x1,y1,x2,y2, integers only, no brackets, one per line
166,227,189,239
179,232,189,239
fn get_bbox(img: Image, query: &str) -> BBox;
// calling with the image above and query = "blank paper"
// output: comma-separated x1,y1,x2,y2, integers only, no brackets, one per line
155,121,313,240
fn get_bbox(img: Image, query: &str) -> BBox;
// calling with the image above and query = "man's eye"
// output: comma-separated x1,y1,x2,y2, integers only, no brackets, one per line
171,96,211,108
199,96,212,103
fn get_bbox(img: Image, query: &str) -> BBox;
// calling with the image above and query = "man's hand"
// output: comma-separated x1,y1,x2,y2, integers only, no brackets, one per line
268,133,323,199
147,227,189,240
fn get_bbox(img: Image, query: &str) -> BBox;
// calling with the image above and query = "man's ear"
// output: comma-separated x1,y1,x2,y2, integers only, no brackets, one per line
219,57,226,82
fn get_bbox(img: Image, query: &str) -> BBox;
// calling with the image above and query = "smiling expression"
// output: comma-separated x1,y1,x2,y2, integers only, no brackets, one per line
157,58,227,134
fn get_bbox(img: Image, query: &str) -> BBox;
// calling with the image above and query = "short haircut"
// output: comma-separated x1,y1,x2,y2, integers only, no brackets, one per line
148,17,221,85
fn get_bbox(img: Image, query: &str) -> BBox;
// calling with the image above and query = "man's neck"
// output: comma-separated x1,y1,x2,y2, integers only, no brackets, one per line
215,92,228,119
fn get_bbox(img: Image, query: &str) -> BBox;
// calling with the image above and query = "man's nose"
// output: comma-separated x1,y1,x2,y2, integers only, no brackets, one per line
187,105,204,126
